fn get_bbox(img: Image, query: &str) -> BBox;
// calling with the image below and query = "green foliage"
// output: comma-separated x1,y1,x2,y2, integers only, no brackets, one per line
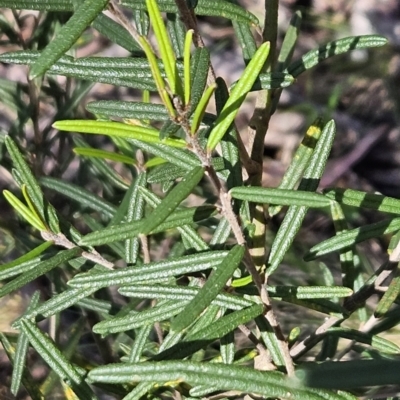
0,0,396,399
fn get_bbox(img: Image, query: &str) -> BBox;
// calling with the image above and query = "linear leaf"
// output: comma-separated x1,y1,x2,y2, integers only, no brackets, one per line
230,187,331,208
92,12,142,53
267,285,353,299
0,241,53,279
141,166,204,235
267,120,336,274
88,360,351,399
139,187,209,251
0,0,73,11
19,286,99,321
53,120,186,148
233,20,257,62
157,304,263,360
189,47,210,114
79,204,215,246
11,291,40,396
287,35,388,78
86,101,169,121
72,136,129,190
207,41,270,151
0,333,43,400
73,147,135,165
300,358,400,389
125,171,147,264
172,245,245,331
41,177,116,218
93,300,186,335
5,136,60,232
269,119,323,216
0,248,81,298
29,0,109,79
68,250,228,288
118,284,253,310
305,217,400,261
121,0,259,26
375,276,400,318
19,319,96,399
3,190,46,230
324,327,400,354
127,138,201,170
0,51,177,90
324,188,400,215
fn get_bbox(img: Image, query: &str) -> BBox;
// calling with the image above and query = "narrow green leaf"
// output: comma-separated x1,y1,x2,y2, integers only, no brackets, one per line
375,276,400,318
86,100,169,121
3,190,46,231
94,300,186,335
324,327,400,354
300,358,400,389
0,248,81,298
138,35,177,117
119,283,253,310
5,136,60,232
207,41,270,151
172,245,245,331
233,20,257,62
139,187,209,251
72,136,129,190
19,319,96,399
121,0,260,26
166,12,186,59
125,172,147,264
92,12,142,53
73,147,135,165
184,29,194,106
69,250,227,289
0,51,179,91
305,217,400,261
188,47,210,114
53,120,186,148
0,333,43,400
215,77,242,189
324,188,400,215
20,286,99,321
141,166,204,235
230,187,331,208
269,118,323,216
267,285,353,299
147,163,185,184
0,241,53,278
121,137,200,170
267,120,336,274
287,35,388,78
128,324,152,363
29,0,109,79
191,83,217,134
79,205,215,246
11,291,40,396
40,177,116,218
0,0,73,11
146,0,182,97
277,10,302,71
157,305,263,360
88,360,350,400
329,201,359,291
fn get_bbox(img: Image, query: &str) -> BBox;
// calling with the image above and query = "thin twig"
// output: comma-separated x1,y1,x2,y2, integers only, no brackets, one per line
41,231,114,269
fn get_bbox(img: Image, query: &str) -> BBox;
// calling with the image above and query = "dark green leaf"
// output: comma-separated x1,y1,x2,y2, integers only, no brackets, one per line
29,0,109,79
171,245,245,331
